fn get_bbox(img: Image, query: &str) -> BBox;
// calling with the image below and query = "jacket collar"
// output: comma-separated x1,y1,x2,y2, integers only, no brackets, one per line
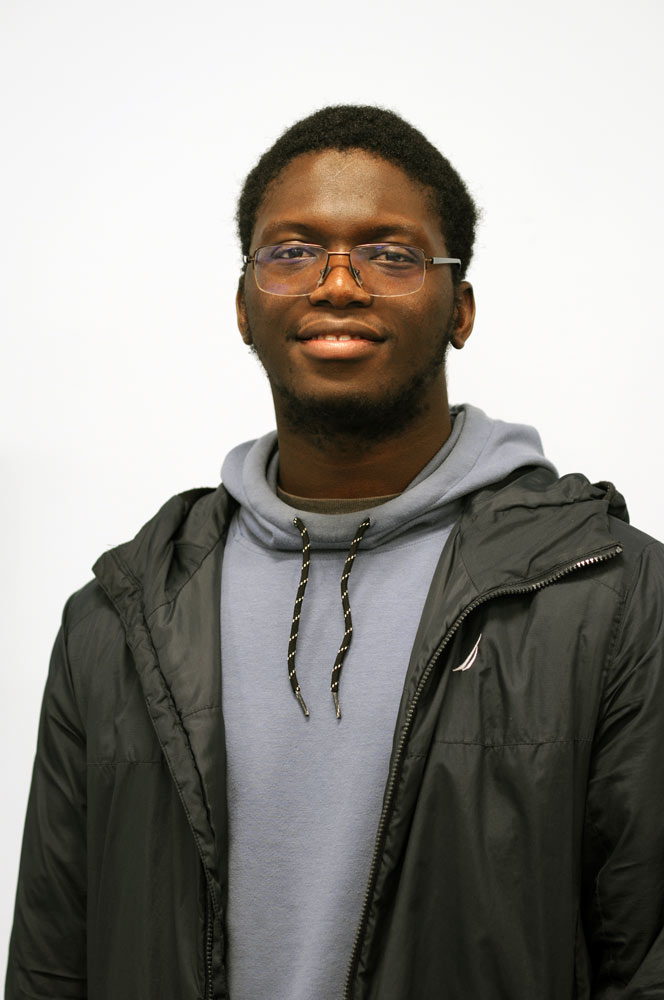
458,467,626,589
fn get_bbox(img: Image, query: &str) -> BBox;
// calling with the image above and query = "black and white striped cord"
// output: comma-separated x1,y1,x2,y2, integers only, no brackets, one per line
287,517,312,716
287,516,371,719
330,518,371,718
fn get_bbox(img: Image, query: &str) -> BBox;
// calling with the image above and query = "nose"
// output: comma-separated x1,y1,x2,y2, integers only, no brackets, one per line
308,251,372,307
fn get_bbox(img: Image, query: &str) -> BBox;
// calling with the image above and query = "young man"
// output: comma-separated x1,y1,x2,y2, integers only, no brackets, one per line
7,106,664,999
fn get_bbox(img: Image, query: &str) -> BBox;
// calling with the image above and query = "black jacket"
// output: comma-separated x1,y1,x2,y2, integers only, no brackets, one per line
6,467,664,999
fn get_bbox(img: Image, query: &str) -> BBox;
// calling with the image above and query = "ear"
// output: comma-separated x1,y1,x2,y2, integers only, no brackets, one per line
236,277,253,345
450,281,475,350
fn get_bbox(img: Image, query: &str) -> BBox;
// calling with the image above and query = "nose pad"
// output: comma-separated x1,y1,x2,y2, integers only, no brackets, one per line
316,260,363,289
350,264,363,287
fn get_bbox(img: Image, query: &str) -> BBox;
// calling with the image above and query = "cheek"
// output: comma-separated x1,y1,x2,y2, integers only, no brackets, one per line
399,299,452,342
243,290,275,343
242,279,261,324
245,289,308,348
422,294,456,335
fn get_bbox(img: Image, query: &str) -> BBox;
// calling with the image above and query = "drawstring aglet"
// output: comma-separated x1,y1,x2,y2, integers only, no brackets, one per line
332,691,341,720
295,687,310,718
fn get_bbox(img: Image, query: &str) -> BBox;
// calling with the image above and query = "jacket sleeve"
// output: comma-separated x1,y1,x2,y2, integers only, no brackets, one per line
583,539,664,998
5,598,87,999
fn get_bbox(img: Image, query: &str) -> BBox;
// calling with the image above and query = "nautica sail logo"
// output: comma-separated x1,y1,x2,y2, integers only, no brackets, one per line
452,633,482,672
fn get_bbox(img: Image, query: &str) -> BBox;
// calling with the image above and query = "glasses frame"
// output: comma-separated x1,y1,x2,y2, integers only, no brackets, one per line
243,242,462,297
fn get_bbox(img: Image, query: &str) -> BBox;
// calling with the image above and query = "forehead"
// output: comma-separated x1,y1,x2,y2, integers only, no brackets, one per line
251,149,446,251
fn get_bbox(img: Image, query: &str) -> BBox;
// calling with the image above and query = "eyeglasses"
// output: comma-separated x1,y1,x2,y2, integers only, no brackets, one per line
243,243,461,297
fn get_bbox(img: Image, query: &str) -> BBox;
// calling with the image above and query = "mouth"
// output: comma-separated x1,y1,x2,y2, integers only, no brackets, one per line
293,330,385,361
295,324,386,344
303,333,373,342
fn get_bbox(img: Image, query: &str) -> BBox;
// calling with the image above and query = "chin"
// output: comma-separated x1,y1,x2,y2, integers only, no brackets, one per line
274,375,440,445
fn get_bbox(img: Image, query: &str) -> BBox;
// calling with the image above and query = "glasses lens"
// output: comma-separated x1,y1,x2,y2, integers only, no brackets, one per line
350,245,425,296
254,244,324,295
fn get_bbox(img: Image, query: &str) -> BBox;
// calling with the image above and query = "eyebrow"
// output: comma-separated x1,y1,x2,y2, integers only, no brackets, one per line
258,220,428,244
363,223,426,242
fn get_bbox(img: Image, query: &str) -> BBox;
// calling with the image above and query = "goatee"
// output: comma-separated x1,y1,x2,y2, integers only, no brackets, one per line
270,337,451,449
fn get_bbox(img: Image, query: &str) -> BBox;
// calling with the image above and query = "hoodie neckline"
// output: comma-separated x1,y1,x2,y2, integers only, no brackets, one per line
220,404,558,552
276,485,399,514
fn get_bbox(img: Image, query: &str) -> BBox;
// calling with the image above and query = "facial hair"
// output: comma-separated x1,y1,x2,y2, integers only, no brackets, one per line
254,317,454,448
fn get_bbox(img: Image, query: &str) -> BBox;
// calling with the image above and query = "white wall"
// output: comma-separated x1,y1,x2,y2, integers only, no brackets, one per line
2,0,663,959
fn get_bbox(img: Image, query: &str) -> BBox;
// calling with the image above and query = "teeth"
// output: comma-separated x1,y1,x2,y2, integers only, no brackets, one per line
319,334,354,341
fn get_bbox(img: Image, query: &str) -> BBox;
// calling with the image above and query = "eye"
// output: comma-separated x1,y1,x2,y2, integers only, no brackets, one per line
367,244,419,265
267,244,318,261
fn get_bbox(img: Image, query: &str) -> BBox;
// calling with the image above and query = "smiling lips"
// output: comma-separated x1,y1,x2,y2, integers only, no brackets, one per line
293,323,386,359
296,324,385,343
308,333,371,342
295,334,384,360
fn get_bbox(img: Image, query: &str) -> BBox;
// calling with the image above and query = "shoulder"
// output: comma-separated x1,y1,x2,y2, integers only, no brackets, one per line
63,576,124,657
60,483,236,690
65,484,230,624
601,517,664,642
459,466,664,604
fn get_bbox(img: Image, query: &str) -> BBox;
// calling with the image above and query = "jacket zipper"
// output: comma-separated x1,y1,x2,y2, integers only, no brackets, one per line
342,543,622,999
205,887,214,999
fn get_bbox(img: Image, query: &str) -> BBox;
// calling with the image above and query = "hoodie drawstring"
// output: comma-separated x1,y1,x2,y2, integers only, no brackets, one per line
288,518,312,717
330,518,371,718
288,516,371,719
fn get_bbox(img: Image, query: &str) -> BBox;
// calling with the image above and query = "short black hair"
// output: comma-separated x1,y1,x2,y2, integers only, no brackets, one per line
236,104,479,282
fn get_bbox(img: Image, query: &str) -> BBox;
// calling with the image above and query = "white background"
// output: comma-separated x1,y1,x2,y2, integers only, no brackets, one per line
2,0,663,962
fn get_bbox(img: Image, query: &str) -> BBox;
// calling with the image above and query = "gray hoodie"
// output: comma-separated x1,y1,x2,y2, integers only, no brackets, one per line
219,404,556,1000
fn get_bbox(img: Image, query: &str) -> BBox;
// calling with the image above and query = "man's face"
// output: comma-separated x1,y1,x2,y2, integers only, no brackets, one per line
237,149,474,441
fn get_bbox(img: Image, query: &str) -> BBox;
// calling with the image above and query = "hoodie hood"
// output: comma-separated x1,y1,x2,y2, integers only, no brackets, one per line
220,404,558,551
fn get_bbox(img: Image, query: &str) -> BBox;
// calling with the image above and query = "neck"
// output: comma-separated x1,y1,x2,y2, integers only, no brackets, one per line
274,392,453,499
